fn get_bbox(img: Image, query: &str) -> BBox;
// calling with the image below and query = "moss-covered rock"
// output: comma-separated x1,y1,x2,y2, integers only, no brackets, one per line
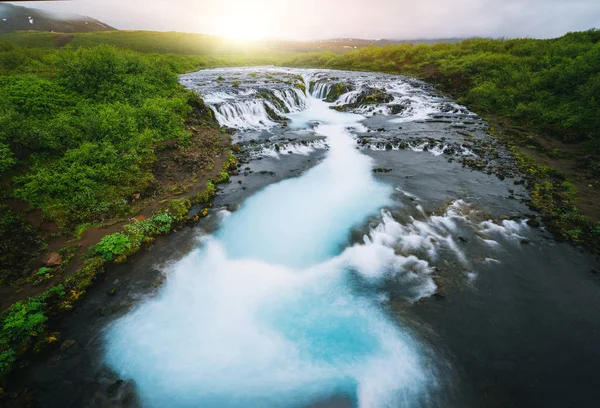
355,87,393,104
325,82,351,102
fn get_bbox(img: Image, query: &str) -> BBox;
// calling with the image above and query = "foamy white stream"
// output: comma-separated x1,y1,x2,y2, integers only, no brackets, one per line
104,69,524,407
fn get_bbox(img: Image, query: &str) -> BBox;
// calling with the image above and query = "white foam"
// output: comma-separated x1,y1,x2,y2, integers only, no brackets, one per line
257,140,328,159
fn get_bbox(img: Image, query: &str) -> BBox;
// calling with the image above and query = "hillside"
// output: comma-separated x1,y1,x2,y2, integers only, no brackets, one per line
0,3,115,34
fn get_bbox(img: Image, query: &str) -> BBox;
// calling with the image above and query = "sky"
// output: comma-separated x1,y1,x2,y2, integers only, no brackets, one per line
15,0,600,40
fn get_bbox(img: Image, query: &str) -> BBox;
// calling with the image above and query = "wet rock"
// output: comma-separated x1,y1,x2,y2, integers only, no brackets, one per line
106,380,124,397
526,219,541,228
458,236,470,243
60,340,76,352
389,105,406,115
107,288,117,296
46,252,62,267
520,239,531,245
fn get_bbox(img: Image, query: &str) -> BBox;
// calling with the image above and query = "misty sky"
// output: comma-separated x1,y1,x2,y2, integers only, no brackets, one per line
16,0,600,40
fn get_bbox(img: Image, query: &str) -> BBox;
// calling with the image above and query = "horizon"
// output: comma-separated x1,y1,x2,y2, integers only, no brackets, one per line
10,0,600,41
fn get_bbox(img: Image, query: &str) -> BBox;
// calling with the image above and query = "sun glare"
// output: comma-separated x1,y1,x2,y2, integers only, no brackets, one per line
213,7,271,41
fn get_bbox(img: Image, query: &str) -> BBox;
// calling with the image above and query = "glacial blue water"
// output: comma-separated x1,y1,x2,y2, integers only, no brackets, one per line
104,82,435,407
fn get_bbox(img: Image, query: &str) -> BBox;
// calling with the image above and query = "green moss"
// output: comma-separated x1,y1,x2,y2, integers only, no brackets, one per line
324,82,350,102
294,82,306,93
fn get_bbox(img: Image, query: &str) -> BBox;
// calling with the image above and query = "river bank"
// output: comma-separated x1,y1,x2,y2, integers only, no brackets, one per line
0,96,234,391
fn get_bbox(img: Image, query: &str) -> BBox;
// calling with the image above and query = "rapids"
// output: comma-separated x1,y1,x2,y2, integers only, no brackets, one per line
104,72,438,407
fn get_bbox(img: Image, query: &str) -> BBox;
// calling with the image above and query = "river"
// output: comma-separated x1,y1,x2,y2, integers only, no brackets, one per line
13,68,600,408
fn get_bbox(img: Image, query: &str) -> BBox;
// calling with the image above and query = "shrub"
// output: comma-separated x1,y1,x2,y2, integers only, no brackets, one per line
94,233,131,261
215,171,230,184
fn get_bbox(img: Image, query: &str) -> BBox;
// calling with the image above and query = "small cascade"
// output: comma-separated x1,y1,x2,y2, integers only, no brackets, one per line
272,88,307,113
310,82,332,100
208,87,308,130
213,100,278,129
336,89,361,105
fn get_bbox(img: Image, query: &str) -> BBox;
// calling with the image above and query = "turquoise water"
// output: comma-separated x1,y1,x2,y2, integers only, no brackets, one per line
104,93,434,407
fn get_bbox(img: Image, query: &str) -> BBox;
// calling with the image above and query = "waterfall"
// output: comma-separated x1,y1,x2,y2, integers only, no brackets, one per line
213,100,279,129
207,88,309,130
310,82,332,100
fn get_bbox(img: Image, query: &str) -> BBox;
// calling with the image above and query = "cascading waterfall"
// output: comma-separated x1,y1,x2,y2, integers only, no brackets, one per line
310,82,332,100
213,99,279,129
104,70,442,408
273,88,308,113
203,84,309,130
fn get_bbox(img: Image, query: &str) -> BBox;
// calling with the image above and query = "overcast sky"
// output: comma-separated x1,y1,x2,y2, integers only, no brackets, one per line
16,0,600,40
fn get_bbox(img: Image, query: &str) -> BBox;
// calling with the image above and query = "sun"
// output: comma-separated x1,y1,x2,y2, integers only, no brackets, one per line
217,11,269,41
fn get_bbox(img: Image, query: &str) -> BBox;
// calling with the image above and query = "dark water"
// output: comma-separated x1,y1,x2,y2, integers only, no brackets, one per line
6,68,600,408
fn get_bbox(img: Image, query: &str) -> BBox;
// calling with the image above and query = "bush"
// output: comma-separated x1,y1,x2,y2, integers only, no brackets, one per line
0,285,66,377
94,233,131,261
0,45,202,231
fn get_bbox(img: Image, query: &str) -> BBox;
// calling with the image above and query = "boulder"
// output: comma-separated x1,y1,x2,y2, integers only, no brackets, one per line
46,252,62,267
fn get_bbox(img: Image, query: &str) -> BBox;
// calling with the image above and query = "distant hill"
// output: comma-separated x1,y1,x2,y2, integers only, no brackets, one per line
0,3,116,34
313,37,468,49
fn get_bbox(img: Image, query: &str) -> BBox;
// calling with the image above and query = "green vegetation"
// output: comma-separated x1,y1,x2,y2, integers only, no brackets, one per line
1,44,197,231
0,30,297,64
284,30,600,152
94,233,131,261
0,285,66,377
512,148,600,245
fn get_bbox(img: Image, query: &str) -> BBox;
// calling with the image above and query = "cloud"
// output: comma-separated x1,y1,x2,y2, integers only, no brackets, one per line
15,0,600,39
